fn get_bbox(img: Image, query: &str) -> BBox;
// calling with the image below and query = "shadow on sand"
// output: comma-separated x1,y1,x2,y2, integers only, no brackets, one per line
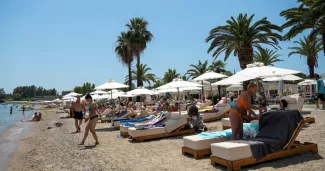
79,145,97,150
95,127,116,132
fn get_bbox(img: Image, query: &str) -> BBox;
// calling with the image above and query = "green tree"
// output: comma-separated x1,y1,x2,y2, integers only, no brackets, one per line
209,60,226,73
126,17,153,87
181,75,189,81
206,13,282,90
74,86,83,94
295,73,308,79
186,60,209,79
115,32,134,91
163,69,180,83
73,82,95,95
223,70,233,77
153,78,164,88
0,88,5,100
186,60,209,97
125,64,156,87
254,48,283,66
280,0,325,54
12,93,22,101
288,36,323,78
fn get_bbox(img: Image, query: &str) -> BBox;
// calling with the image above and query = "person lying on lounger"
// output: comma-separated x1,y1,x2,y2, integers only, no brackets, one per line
279,100,288,110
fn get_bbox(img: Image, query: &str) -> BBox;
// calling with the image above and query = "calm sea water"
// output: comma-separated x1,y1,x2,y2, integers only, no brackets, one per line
0,104,36,171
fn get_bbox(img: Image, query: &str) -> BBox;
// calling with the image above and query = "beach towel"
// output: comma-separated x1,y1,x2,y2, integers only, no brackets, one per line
135,115,167,130
199,108,219,113
229,110,303,161
199,123,258,139
120,115,156,123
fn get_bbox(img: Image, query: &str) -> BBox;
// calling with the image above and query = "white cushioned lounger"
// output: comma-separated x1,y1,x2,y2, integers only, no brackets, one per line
201,104,230,122
128,115,187,138
211,142,253,161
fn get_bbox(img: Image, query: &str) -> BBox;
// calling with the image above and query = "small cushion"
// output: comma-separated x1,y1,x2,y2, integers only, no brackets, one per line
211,142,253,161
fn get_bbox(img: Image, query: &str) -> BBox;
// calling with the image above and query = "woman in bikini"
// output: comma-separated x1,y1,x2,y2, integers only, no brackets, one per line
71,96,84,132
229,82,265,140
79,93,99,145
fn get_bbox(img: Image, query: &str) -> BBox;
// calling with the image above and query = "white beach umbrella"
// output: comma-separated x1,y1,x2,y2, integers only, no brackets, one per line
263,75,302,82
298,79,318,85
63,92,82,98
227,84,243,91
156,88,183,94
193,71,228,81
95,80,128,99
90,90,109,95
157,78,203,115
52,98,63,103
213,63,301,86
118,92,136,98
127,87,156,96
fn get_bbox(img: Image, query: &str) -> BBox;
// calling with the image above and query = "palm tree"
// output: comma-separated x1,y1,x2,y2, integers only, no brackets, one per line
288,36,323,78
186,60,209,98
125,63,156,87
209,60,226,73
153,78,164,88
181,75,190,81
115,32,133,91
206,13,282,90
163,69,180,83
253,48,283,66
126,18,153,87
186,60,209,79
280,0,325,54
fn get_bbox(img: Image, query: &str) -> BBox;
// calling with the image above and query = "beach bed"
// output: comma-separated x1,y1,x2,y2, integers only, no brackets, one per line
201,104,230,122
128,115,194,142
210,111,318,171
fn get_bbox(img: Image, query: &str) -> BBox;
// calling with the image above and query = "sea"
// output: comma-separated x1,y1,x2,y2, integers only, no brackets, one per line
0,104,36,171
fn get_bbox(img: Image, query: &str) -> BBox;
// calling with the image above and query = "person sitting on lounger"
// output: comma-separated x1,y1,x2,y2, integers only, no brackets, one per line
279,99,288,110
229,82,265,140
161,103,171,112
171,102,179,112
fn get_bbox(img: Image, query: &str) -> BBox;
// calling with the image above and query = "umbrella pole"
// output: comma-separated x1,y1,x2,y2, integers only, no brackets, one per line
177,87,180,116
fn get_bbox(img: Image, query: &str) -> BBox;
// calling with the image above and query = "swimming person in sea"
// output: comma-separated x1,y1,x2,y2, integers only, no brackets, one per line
229,82,265,140
71,95,85,133
79,93,99,146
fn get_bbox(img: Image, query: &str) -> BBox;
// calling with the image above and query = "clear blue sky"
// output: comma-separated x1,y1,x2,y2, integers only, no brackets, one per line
1,0,324,94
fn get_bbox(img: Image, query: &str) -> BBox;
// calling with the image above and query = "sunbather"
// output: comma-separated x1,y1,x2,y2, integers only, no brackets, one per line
79,93,99,146
229,82,264,140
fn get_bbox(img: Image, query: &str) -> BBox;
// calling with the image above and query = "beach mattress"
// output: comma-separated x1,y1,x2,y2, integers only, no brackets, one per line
164,116,187,133
222,118,259,128
170,111,188,116
183,135,227,150
211,142,253,161
128,127,166,137
201,105,230,120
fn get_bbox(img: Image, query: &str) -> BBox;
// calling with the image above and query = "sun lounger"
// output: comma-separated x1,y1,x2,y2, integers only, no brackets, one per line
182,123,258,159
210,111,318,171
201,104,230,122
119,115,158,137
128,114,194,142
101,110,136,123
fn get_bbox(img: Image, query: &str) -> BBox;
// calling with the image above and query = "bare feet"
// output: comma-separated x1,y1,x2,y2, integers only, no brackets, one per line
94,142,99,145
78,142,84,145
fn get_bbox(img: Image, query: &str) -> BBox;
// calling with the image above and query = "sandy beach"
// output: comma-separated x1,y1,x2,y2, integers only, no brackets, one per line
6,110,325,171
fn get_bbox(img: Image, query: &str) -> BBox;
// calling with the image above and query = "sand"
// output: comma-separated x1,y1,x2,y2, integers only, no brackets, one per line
7,110,325,171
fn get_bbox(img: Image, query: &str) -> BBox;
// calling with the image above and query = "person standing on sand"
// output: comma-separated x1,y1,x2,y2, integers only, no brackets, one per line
71,96,85,132
79,93,99,146
315,74,325,110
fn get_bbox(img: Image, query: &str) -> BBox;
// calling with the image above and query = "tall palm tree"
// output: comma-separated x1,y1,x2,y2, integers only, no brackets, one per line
187,60,209,98
163,69,180,83
206,13,282,90
126,17,153,87
181,75,190,81
115,32,133,91
125,63,156,87
253,48,283,66
288,36,323,78
280,0,325,54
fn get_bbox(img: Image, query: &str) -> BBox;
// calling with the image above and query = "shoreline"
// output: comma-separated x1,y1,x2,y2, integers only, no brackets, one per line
6,110,325,171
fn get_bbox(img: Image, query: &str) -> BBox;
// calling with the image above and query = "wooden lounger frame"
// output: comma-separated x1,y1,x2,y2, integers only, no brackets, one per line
183,117,315,160
120,131,129,138
182,146,211,159
210,119,318,171
131,124,195,142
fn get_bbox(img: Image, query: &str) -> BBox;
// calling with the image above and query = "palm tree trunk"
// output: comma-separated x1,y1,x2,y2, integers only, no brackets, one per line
128,61,132,91
308,64,315,78
216,68,221,96
322,22,325,55
136,55,141,87
238,47,254,91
